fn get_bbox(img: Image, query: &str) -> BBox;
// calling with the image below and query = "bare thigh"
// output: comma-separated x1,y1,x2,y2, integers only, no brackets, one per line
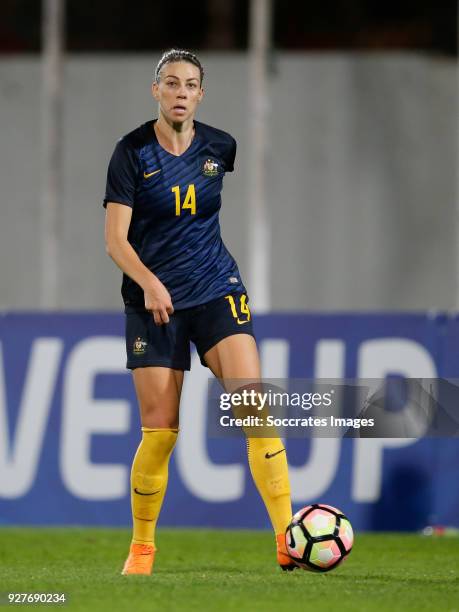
204,334,261,383
132,367,184,429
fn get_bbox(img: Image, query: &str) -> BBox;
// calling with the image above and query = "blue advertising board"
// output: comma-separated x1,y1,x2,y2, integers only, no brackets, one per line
0,312,458,530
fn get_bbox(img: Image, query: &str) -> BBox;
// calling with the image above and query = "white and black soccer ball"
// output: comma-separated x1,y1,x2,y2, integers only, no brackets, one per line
285,504,354,572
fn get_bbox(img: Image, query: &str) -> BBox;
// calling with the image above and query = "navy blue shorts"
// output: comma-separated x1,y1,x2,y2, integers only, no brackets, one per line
125,292,255,370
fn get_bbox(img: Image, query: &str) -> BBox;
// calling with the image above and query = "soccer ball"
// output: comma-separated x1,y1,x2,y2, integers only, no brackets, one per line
285,504,354,572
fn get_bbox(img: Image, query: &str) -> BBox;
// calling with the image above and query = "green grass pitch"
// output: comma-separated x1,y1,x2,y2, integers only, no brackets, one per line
0,528,458,611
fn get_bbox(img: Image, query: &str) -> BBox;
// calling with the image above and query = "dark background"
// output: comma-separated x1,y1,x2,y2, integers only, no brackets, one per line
1,0,457,55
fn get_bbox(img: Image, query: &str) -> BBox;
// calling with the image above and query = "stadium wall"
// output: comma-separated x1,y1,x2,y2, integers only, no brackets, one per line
0,53,456,311
1,312,458,530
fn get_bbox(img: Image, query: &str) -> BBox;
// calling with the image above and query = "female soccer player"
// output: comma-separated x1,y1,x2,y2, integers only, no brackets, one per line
104,49,294,575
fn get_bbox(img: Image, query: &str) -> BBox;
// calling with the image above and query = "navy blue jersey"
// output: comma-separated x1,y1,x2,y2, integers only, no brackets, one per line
103,120,246,310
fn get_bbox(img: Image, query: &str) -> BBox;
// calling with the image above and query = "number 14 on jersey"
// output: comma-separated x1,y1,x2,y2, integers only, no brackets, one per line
172,184,196,216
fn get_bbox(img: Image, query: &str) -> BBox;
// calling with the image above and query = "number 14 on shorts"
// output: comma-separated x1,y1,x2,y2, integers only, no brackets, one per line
225,294,251,324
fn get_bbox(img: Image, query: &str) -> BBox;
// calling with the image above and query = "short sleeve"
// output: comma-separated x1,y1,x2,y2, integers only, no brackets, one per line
224,137,237,173
103,138,140,208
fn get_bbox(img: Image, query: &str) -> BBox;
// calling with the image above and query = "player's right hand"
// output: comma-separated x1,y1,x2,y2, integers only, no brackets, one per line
143,278,174,325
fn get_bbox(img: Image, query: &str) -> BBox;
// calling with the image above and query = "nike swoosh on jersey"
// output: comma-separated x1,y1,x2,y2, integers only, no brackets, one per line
265,448,286,459
134,488,160,496
144,169,161,179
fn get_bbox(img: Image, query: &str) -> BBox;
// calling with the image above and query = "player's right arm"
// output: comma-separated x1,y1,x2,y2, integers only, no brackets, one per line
104,202,173,324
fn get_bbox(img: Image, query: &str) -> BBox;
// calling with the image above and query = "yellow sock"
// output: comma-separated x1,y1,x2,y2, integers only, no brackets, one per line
246,437,292,536
130,427,178,547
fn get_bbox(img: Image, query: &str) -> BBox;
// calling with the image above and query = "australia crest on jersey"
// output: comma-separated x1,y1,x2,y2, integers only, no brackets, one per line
133,337,147,355
202,158,220,177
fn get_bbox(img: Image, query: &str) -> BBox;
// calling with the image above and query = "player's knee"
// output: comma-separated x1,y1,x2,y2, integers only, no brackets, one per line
139,401,179,429
229,382,265,419
142,414,179,429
